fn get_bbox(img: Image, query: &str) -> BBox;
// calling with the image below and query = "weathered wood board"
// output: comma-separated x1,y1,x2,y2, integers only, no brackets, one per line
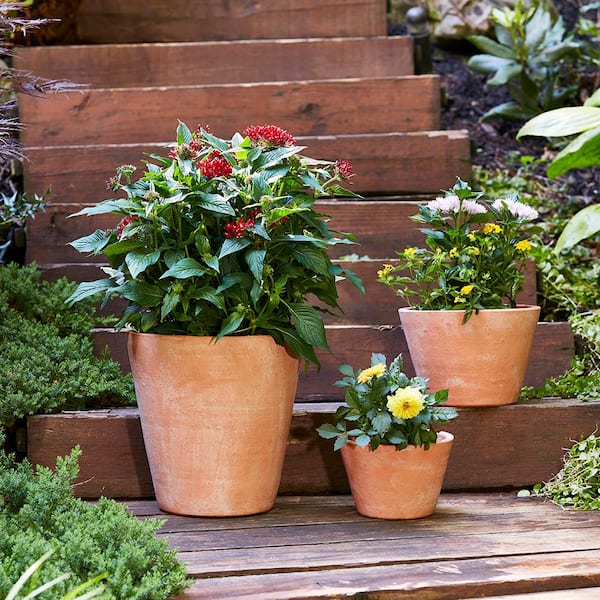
18,76,442,147
26,395,594,499
75,0,388,43
14,37,413,88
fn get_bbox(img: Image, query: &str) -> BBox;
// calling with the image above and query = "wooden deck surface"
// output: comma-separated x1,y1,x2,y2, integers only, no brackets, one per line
126,493,600,599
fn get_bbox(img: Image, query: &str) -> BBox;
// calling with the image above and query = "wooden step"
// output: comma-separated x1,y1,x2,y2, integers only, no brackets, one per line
75,0,387,43
22,131,470,203
26,397,599,499
26,198,473,267
18,76,442,147
14,37,414,87
93,322,573,394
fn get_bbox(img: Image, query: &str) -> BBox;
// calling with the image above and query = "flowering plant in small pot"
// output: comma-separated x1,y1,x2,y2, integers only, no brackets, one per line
317,353,457,519
65,122,364,517
376,177,542,407
67,122,363,368
377,177,541,320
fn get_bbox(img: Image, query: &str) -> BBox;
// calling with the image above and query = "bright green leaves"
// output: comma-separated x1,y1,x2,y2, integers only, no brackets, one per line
160,257,207,280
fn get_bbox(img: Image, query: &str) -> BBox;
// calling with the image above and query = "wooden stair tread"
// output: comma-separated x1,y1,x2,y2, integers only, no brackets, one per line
18,76,442,147
14,37,414,87
75,0,388,43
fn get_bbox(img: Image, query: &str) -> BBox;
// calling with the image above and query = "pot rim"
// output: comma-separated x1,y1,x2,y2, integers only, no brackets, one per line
345,430,454,451
398,304,540,315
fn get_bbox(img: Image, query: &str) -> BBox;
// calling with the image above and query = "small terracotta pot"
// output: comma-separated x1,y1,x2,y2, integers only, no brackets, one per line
128,333,300,517
398,305,540,407
340,432,454,519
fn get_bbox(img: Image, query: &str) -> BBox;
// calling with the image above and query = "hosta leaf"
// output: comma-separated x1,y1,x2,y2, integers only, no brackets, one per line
160,257,207,279
288,303,329,350
518,106,600,138
126,249,161,279
555,204,600,252
547,127,600,178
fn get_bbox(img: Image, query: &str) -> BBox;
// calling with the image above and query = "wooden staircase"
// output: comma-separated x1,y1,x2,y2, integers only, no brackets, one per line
15,0,589,493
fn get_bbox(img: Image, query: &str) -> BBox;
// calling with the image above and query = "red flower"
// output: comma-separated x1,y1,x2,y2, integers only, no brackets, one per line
336,160,354,180
224,218,255,239
116,215,139,239
243,125,296,148
197,151,233,179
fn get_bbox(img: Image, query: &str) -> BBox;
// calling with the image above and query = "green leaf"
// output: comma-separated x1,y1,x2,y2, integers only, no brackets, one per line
467,35,516,59
555,205,600,252
125,249,161,279
288,303,329,350
546,126,600,178
517,106,600,138
338,364,355,377
119,281,164,306
176,120,193,144
65,279,115,306
245,248,266,282
160,257,207,279
292,246,330,275
372,411,392,435
316,423,340,439
161,290,180,320
189,192,236,216
219,237,252,259
102,239,144,256
69,230,112,254
467,54,516,76
355,434,371,448
216,312,244,339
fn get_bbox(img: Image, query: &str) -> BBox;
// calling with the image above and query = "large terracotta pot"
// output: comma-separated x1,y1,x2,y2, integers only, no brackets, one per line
340,432,454,519
398,305,540,407
127,333,300,517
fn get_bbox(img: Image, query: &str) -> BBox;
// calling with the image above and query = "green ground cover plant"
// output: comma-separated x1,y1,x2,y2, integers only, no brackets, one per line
0,442,190,599
0,263,135,429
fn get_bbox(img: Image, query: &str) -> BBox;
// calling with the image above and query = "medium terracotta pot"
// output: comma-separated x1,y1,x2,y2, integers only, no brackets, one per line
340,432,454,519
127,333,300,517
398,305,540,407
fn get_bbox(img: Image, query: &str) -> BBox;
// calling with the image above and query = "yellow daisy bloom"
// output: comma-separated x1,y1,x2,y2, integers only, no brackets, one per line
387,387,424,419
515,239,532,252
377,263,394,278
449,247,459,258
467,232,477,241
454,295,465,303
357,362,386,384
482,223,502,235
403,247,417,257
460,284,474,295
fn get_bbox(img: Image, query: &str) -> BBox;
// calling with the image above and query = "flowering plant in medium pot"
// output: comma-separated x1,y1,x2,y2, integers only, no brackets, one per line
377,177,542,407
317,352,457,519
66,122,364,517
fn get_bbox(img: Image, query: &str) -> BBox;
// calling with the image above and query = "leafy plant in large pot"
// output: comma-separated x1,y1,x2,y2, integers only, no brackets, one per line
317,352,457,519
378,178,541,407
67,122,363,516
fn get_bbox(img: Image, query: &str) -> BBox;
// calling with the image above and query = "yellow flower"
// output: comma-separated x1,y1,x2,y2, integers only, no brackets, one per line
387,387,424,419
482,223,502,235
357,363,386,384
377,263,394,277
460,284,474,295
467,232,477,241
515,239,532,252
403,247,417,258
449,247,459,258
454,295,465,303
466,245,480,256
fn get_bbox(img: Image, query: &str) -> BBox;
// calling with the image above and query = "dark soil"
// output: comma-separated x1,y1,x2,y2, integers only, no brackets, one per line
413,0,600,205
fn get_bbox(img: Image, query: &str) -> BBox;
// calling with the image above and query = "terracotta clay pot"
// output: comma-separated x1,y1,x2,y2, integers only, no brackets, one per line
340,432,454,519
398,305,540,407
127,333,300,517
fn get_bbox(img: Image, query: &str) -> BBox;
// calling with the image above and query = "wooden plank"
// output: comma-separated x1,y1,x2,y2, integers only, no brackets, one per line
173,550,600,599
18,76,442,147
26,396,597,499
478,588,600,599
93,322,574,391
22,131,471,201
14,37,414,88
76,0,387,43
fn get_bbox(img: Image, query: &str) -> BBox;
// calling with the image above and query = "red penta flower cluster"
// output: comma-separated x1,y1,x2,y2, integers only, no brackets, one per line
197,151,233,179
243,124,296,148
224,217,255,239
116,215,139,239
336,160,354,180
168,139,204,161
